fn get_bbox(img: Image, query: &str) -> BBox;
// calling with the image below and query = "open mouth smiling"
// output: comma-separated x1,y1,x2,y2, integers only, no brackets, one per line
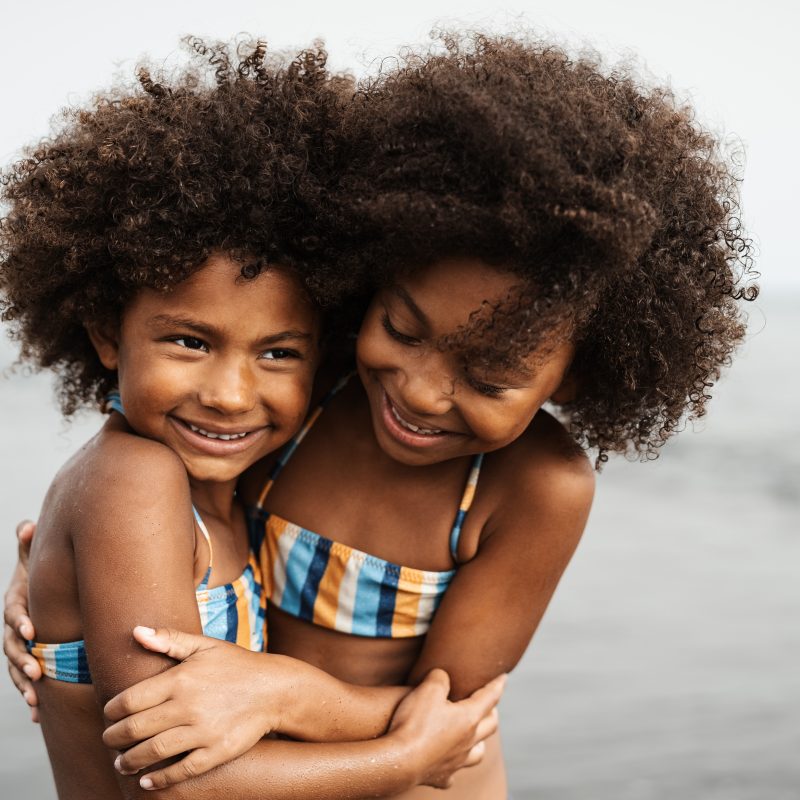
169,415,271,455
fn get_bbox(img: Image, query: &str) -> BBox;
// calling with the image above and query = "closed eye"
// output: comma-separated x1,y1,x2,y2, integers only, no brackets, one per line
467,378,508,398
381,313,421,346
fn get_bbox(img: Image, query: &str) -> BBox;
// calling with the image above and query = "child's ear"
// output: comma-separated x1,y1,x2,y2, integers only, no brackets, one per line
550,370,578,404
85,324,120,370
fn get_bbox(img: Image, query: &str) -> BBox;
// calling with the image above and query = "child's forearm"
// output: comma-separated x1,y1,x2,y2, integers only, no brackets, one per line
268,654,410,742
127,732,418,799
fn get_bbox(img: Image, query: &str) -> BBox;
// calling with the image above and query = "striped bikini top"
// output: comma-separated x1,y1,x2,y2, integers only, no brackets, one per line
247,375,483,639
27,396,267,683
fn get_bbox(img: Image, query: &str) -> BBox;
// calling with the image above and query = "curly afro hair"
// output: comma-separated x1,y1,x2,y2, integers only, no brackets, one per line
0,38,354,415
334,32,758,462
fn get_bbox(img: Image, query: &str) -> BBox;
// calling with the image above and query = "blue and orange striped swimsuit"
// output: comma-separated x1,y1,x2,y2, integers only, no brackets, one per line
247,375,483,638
27,398,267,683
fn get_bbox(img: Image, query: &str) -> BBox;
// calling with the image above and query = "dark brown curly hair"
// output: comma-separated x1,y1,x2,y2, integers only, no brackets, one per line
0,38,354,415
334,32,758,462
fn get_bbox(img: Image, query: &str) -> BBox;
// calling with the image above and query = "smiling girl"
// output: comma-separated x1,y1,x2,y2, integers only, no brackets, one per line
9,32,754,800
6,31,757,800
0,39,504,799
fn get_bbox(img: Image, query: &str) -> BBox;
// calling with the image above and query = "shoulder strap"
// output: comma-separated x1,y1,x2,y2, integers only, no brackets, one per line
256,373,353,508
449,453,485,563
105,391,124,415
192,506,213,590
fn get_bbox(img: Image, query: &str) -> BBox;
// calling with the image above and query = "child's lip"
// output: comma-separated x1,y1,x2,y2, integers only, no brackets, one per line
173,416,266,437
169,415,271,455
379,389,460,448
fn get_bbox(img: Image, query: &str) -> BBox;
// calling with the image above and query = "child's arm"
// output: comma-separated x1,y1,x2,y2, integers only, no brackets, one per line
407,421,596,700
104,626,411,748
73,434,582,789
74,437,500,799
2,515,498,784
3,520,41,719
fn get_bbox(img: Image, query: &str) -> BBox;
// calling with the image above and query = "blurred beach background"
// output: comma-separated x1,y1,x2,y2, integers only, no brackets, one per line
1,1,798,798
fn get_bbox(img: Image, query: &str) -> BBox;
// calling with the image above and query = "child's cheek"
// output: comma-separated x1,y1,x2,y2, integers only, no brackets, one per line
355,318,390,372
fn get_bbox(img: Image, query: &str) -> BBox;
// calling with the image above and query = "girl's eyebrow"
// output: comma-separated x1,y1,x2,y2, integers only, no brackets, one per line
149,314,311,345
149,315,216,337
390,286,430,330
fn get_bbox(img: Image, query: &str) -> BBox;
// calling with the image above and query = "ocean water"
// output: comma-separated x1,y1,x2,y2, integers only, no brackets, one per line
0,294,797,799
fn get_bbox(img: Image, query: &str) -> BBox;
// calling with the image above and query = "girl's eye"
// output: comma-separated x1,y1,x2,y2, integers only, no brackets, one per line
381,313,420,346
260,348,299,361
468,378,507,398
172,336,208,352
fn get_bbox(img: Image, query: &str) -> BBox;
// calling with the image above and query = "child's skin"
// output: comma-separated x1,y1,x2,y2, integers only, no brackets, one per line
6,256,590,799
10,252,503,799
5,29,753,800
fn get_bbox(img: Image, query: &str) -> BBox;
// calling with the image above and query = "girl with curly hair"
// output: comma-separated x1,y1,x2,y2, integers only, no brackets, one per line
0,39,504,800
6,32,755,800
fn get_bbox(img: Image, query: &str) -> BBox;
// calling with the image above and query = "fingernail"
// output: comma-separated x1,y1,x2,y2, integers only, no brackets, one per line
23,664,36,678
115,754,137,775
140,776,154,790
134,626,156,637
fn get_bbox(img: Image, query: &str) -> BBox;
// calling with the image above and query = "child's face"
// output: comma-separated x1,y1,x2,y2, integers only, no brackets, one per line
91,253,319,484
356,257,574,466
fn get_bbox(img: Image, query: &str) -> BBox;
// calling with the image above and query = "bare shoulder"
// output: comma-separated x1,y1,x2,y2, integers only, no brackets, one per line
59,423,192,537
499,409,593,495
481,409,595,542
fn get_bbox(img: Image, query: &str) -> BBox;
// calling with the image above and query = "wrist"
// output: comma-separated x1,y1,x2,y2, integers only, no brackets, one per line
383,725,423,792
251,651,291,735
265,654,318,737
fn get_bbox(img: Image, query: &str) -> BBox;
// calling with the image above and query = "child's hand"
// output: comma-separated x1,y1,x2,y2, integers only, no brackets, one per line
3,520,41,721
103,626,287,785
390,668,505,789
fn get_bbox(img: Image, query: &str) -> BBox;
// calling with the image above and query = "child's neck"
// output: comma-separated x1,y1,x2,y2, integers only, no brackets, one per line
188,476,239,523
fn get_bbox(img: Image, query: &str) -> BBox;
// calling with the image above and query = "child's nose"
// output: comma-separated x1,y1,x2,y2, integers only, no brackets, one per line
399,356,456,416
198,359,256,415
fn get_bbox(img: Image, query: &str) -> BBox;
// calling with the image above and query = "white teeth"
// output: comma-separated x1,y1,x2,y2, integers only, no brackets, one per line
188,423,248,440
389,404,443,435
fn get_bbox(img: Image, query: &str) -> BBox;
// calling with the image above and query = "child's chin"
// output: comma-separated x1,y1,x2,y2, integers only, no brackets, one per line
182,456,249,484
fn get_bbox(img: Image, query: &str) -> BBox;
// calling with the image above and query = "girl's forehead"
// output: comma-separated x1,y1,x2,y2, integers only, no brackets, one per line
396,257,520,327
387,256,575,372
126,255,318,332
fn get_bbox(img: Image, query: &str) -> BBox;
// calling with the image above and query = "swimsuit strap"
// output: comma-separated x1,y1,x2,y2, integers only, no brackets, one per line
192,506,213,590
256,373,353,508
253,377,484,563
449,453,484,562
105,390,124,416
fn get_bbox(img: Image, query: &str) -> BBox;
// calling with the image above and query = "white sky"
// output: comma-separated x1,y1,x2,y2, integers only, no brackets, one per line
2,0,797,287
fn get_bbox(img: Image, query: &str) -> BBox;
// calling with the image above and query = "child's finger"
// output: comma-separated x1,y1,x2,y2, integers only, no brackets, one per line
8,663,34,700
417,667,451,698
114,726,197,775
464,672,507,718
132,625,209,660
137,747,216,789
463,740,486,768
104,702,185,750
104,673,173,722
3,622,41,678
4,601,35,641
16,519,36,557
473,707,499,743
